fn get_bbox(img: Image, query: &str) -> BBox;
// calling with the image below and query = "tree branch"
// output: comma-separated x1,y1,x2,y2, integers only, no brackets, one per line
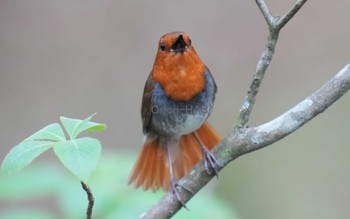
138,1,350,218
236,64,350,154
277,0,308,29
236,31,278,129
255,0,274,25
237,0,308,129
256,0,307,29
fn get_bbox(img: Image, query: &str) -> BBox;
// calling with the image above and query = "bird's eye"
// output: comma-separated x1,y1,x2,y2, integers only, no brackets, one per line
159,42,166,51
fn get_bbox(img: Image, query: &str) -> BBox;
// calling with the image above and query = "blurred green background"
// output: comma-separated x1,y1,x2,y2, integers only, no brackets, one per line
1,0,350,218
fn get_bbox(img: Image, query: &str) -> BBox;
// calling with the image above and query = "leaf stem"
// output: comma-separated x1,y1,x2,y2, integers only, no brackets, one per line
81,181,94,219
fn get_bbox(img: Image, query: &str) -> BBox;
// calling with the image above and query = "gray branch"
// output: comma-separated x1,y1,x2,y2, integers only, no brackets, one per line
255,0,307,29
278,0,308,29
237,64,350,154
138,1,350,218
237,0,308,129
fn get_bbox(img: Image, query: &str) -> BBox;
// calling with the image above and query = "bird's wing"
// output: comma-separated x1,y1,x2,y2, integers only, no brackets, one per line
141,73,155,134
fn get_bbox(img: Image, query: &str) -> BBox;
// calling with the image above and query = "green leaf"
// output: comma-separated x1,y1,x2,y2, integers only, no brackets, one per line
25,123,66,141
53,137,101,181
1,141,54,176
60,113,106,139
85,121,107,132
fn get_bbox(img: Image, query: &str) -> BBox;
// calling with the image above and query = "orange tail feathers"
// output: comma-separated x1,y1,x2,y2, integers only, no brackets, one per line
128,122,221,192
128,138,169,191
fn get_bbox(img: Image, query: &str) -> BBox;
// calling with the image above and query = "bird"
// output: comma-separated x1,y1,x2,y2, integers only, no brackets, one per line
128,31,221,207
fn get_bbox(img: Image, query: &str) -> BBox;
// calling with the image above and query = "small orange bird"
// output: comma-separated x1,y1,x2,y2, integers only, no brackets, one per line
128,32,221,206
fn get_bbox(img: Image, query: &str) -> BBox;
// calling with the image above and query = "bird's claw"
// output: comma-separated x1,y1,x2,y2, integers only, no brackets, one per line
202,146,221,178
170,177,193,210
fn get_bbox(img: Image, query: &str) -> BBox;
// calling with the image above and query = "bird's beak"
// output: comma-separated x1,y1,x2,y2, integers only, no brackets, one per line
170,34,188,53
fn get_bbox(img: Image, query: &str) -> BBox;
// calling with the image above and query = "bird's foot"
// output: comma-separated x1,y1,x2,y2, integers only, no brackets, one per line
201,146,221,177
170,177,193,210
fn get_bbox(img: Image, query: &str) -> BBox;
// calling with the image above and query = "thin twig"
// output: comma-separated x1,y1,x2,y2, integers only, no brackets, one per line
277,0,308,29
256,0,308,29
81,181,94,219
236,0,277,130
235,31,278,130
237,0,308,130
255,0,275,25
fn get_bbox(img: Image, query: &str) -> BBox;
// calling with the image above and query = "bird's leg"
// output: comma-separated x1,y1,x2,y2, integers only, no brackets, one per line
166,142,191,210
193,132,220,177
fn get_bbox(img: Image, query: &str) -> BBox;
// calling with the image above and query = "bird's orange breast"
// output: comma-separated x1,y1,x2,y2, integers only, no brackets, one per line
152,49,206,102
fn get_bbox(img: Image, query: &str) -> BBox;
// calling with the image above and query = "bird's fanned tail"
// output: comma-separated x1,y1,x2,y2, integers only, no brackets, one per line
128,122,221,191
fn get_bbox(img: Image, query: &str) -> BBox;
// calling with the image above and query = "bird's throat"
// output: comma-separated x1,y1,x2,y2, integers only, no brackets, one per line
152,51,206,102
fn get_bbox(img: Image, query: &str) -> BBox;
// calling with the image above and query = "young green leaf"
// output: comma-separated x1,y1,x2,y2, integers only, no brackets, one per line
1,141,54,176
25,123,66,142
60,113,106,140
85,121,107,132
53,137,101,181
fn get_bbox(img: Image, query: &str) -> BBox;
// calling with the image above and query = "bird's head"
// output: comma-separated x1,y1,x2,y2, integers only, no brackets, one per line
158,32,191,54
152,32,206,101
